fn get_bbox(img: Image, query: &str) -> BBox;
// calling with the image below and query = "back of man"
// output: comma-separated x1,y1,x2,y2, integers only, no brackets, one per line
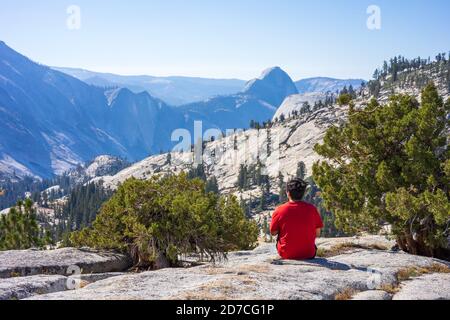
270,201,323,260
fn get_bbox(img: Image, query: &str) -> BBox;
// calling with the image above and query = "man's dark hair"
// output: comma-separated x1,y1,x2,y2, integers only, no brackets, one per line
286,178,308,201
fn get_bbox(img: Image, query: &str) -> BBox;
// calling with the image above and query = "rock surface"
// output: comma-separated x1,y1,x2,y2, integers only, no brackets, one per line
1,236,448,300
0,248,132,278
352,290,392,301
393,273,450,300
316,236,395,251
21,237,449,301
0,275,67,300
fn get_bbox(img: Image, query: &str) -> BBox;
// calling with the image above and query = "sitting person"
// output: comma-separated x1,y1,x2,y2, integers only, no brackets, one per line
270,178,323,260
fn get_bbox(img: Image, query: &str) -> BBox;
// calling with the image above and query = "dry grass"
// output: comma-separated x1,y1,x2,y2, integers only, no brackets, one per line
377,263,450,295
204,264,270,276
172,276,257,300
396,263,450,282
203,267,228,275
78,280,90,289
236,264,270,274
317,242,389,258
426,263,450,274
397,267,429,281
335,288,358,300
380,284,400,294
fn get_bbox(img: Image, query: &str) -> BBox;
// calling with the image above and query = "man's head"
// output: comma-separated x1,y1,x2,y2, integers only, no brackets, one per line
286,178,308,202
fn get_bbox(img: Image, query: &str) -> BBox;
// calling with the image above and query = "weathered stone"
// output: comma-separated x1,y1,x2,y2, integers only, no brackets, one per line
352,290,392,300
0,248,132,278
5,236,446,300
0,275,67,300
27,238,448,300
316,235,396,251
79,272,126,283
393,273,450,300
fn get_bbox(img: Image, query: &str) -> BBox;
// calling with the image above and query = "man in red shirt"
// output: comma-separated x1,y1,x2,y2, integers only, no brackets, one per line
270,178,323,260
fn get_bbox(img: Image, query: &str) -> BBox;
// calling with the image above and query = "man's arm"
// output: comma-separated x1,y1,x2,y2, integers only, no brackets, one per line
314,206,324,238
316,228,322,238
269,210,280,236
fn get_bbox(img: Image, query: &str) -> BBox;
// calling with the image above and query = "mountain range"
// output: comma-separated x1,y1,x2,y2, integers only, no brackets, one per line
91,58,450,198
0,42,293,179
56,67,365,106
0,41,182,179
0,41,367,180
53,67,247,106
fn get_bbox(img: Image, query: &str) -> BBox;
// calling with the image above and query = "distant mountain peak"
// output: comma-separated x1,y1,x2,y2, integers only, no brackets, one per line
242,66,298,106
105,87,132,105
259,66,284,79
105,87,157,106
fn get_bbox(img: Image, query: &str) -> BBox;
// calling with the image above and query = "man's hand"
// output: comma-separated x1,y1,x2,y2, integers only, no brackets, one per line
271,230,279,237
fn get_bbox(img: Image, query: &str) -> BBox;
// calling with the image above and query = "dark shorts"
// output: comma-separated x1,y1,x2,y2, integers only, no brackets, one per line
276,242,318,260
311,245,318,259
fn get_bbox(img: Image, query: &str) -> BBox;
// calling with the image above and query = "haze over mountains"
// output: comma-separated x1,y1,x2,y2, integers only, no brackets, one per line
0,41,364,180
53,67,247,106
56,66,364,107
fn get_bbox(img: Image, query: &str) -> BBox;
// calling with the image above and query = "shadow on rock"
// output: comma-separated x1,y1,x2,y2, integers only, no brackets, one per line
271,258,352,271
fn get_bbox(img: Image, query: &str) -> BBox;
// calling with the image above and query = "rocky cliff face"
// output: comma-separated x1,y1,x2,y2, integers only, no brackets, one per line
295,77,365,95
92,104,349,195
1,236,448,300
273,92,328,120
65,155,130,185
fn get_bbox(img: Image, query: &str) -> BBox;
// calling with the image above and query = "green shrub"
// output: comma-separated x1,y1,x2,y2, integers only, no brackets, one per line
70,173,258,269
336,93,353,106
313,83,450,260
0,199,50,250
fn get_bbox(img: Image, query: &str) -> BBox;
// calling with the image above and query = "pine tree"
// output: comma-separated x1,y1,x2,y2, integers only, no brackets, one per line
0,199,50,250
278,172,287,203
296,161,307,180
188,164,207,181
313,83,450,259
258,188,267,212
205,176,220,194
237,164,248,190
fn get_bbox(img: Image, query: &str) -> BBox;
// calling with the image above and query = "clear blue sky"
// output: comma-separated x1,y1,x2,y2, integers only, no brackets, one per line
1,0,449,80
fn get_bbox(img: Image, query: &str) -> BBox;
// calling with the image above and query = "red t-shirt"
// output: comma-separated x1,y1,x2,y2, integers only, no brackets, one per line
270,201,324,260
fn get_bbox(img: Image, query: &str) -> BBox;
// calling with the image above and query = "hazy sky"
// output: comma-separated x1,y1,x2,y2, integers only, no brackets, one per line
1,0,449,80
